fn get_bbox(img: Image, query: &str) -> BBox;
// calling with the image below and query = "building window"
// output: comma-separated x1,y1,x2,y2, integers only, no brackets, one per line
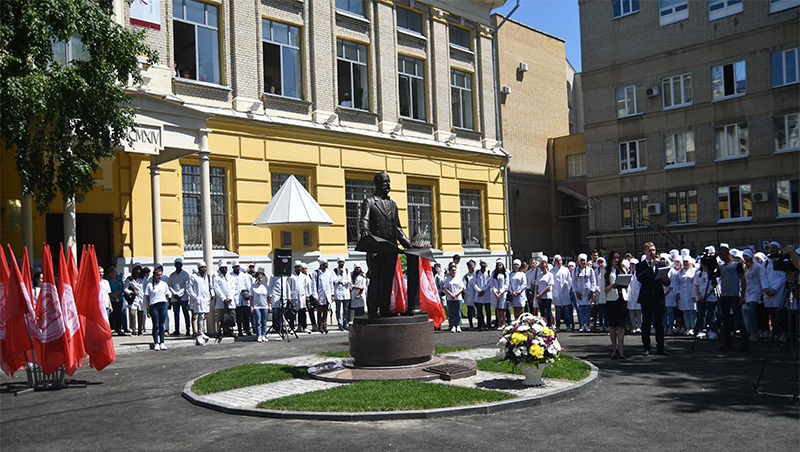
771,48,799,88
397,6,424,34
336,0,366,17
712,61,746,100
777,179,800,217
398,55,426,121
714,122,748,160
770,0,800,14
449,24,471,50
667,189,698,224
407,184,434,247
613,0,640,18
566,154,586,177
51,35,90,64
616,85,642,118
271,172,307,196
774,113,799,153
460,188,482,247
345,178,373,247
659,0,689,25
708,0,743,20
281,231,292,247
173,0,221,84
451,69,474,130
718,185,751,221
336,38,369,110
303,230,311,247
619,140,646,172
262,19,302,99
662,73,692,109
182,165,227,250
664,131,695,167
621,194,649,228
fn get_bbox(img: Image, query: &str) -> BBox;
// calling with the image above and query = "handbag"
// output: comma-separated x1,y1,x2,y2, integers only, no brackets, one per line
222,310,236,329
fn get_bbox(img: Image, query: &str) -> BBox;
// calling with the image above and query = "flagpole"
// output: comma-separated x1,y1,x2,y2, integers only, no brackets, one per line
23,312,38,390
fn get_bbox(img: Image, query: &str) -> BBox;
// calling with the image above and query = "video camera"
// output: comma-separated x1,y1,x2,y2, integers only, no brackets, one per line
699,249,718,275
769,252,796,272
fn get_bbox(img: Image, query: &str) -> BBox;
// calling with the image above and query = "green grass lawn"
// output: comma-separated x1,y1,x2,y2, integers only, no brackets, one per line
317,345,476,358
476,355,591,381
191,364,308,395
257,379,515,412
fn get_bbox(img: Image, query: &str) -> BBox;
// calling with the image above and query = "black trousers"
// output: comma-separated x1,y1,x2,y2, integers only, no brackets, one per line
641,302,665,352
476,302,492,329
235,306,251,334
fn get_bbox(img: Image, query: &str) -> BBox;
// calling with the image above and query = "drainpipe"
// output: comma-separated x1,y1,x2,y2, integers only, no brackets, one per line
492,0,520,266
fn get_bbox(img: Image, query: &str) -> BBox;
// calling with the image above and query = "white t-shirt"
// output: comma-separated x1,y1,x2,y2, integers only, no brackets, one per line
145,280,170,305
350,275,367,308
250,283,270,309
444,274,464,301
536,271,554,299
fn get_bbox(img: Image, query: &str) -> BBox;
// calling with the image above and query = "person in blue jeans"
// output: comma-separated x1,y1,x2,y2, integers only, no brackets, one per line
145,268,171,350
249,272,271,342
444,264,464,332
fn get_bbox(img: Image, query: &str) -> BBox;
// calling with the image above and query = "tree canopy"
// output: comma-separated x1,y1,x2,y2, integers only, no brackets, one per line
1,0,158,213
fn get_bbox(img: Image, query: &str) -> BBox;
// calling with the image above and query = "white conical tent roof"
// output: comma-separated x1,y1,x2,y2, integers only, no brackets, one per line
252,175,334,226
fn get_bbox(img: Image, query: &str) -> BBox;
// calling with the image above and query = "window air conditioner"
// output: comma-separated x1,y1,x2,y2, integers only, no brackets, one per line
647,203,662,215
501,86,512,95
518,62,529,72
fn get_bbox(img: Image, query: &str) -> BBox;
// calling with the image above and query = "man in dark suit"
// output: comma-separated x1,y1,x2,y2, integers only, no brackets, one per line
359,172,412,318
636,241,671,356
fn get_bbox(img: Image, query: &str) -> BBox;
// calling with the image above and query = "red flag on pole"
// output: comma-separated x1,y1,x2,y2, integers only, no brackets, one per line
67,247,78,288
389,256,407,313
21,247,43,362
59,244,85,376
418,257,445,328
0,246,24,376
36,244,69,375
75,245,114,370
2,246,36,376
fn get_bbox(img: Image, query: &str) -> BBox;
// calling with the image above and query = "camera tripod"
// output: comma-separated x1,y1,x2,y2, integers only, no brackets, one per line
267,275,299,342
691,273,721,351
753,272,799,403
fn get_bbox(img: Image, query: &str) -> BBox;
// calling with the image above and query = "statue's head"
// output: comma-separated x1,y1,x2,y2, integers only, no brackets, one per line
373,172,391,194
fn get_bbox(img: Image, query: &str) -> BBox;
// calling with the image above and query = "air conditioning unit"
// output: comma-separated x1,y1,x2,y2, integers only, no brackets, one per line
518,62,529,72
501,86,512,95
645,86,660,97
647,203,663,215
753,191,769,203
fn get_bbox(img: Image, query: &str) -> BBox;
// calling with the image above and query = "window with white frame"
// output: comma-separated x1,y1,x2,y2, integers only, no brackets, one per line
345,178,373,247
620,140,646,172
712,61,746,99
774,113,799,153
667,189,698,224
664,131,695,167
621,194,649,228
777,179,800,216
566,154,586,177
451,69,474,130
173,0,221,85
718,185,751,221
407,184,434,247
51,35,89,64
397,6,424,34
336,0,366,17
708,0,743,20
771,48,799,88
336,39,369,110
613,0,640,18
616,85,642,118
262,19,302,99
398,55,426,121
662,73,692,109
449,24,471,50
770,0,800,14
182,165,227,250
714,122,748,160
460,188,483,247
659,0,689,25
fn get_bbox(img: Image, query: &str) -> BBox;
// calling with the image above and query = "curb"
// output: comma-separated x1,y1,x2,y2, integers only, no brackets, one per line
181,360,599,421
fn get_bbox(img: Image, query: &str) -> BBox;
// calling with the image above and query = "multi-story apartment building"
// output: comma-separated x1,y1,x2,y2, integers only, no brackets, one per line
1,0,512,274
580,0,799,254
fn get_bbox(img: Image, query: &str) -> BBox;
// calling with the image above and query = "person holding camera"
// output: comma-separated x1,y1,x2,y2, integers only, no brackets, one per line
761,241,789,342
636,242,671,356
716,244,749,352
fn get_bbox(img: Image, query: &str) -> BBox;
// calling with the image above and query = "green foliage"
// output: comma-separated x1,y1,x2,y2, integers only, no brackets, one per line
0,0,158,212
191,364,308,395
477,355,591,381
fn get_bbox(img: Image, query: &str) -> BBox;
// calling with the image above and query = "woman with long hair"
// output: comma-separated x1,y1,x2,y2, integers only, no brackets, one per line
604,250,628,358
350,264,367,318
123,263,144,335
491,259,509,330
145,267,170,350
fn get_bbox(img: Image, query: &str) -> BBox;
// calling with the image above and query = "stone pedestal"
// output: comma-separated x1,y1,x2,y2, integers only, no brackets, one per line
348,314,434,366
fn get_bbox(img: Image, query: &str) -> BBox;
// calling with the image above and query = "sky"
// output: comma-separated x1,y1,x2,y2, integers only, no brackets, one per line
493,0,582,72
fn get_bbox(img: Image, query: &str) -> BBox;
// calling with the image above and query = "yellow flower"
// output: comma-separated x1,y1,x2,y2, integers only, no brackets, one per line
543,328,555,338
529,344,544,359
510,332,527,345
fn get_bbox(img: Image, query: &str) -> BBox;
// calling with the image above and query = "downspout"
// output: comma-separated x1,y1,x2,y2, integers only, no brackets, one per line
492,0,520,266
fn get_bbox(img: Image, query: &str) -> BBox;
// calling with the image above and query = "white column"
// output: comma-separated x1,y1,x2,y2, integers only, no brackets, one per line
150,156,162,266
21,196,33,258
199,129,215,334
63,196,77,258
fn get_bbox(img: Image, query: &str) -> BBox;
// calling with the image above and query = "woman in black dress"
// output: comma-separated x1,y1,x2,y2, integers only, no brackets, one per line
604,251,628,359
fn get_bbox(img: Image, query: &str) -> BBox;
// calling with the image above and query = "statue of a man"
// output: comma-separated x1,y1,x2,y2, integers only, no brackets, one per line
359,172,412,318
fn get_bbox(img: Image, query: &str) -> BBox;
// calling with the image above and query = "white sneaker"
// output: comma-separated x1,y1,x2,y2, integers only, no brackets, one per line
153,344,160,351
201,333,210,340
257,336,263,343
451,326,457,333
686,329,694,336
456,326,462,333
160,342,167,350
697,331,707,339
262,335,268,342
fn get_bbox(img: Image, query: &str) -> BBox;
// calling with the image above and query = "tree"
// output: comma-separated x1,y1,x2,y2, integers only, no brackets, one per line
1,0,158,213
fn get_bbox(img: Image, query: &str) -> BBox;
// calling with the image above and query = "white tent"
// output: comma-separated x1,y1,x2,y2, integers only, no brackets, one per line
252,175,334,226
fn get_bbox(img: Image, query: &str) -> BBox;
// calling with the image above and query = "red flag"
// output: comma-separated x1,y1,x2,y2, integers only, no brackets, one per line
1,246,36,376
59,244,85,376
21,247,43,362
35,244,69,375
75,245,114,370
419,257,445,328
0,246,24,376
390,256,407,313
67,247,78,288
